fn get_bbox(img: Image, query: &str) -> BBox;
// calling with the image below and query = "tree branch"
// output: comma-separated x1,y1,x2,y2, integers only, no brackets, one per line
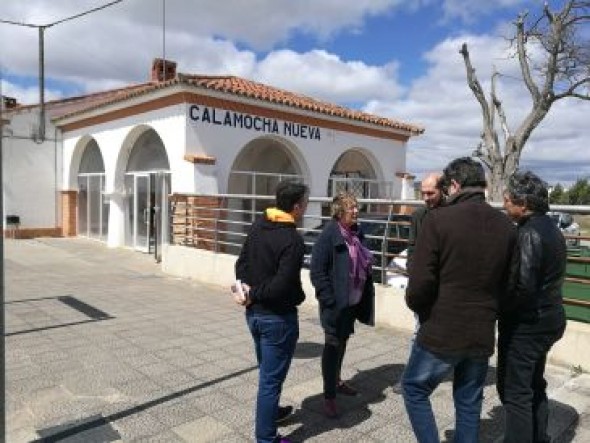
473,138,493,169
516,13,542,103
492,70,511,143
460,43,502,163
553,77,590,100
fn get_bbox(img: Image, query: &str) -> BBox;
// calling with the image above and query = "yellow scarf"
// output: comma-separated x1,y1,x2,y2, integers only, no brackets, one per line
266,207,295,223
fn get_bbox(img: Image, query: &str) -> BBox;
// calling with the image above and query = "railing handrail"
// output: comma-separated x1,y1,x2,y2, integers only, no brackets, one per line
169,192,590,322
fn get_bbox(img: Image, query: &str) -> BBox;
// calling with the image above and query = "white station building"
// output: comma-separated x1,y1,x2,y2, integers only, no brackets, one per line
5,61,590,373
2,59,423,253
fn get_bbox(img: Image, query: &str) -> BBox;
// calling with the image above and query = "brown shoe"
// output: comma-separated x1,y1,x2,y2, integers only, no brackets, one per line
324,398,339,419
337,381,358,396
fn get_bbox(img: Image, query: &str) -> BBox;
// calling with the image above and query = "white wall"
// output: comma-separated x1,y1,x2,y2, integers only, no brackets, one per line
2,110,61,228
184,103,407,197
4,87,412,233
62,103,187,194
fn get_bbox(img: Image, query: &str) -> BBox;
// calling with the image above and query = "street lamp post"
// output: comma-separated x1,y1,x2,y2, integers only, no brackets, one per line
0,3,124,441
1,66,7,443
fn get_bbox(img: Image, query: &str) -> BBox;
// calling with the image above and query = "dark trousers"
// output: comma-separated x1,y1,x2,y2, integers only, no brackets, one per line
497,308,565,443
322,334,348,399
321,305,356,399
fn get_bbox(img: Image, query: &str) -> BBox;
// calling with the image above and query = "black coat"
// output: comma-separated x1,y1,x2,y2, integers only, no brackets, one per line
406,189,517,358
407,206,428,271
310,220,375,336
502,213,567,323
235,212,306,315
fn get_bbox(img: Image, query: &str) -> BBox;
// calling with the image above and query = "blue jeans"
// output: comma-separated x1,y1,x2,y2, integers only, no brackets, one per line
402,342,489,443
247,310,299,443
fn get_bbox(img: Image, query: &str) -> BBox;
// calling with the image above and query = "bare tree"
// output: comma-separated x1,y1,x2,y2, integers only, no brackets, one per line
460,0,590,201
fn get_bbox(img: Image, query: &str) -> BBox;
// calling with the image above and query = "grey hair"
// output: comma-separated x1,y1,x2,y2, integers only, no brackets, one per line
505,170,549,214
330,192,358,220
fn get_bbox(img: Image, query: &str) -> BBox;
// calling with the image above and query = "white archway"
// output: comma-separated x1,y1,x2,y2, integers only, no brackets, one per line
224,136,311,251
108,125,171,250
328,148,388,199
69,135,103,189
71,137,109,241
228,135,310,195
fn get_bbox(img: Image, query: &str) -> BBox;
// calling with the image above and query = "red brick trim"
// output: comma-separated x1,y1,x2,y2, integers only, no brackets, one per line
184,154,217,165
61,190,78,237
3,227,62,239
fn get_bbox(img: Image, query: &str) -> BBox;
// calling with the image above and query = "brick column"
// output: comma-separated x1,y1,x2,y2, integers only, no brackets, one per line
61,190,77,237
170,194,226,252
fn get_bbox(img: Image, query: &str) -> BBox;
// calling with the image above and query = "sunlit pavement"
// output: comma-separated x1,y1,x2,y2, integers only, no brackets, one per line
4,238,589,442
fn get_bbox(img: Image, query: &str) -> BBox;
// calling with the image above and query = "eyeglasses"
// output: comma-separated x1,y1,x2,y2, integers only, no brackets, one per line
344,206,359,212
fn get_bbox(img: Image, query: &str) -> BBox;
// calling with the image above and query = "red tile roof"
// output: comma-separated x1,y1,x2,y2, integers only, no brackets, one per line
180,75,423,135
14,74,424,135
7,82,155,118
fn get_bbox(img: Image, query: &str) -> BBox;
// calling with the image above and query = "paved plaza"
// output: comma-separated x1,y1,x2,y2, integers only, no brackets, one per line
4,238,590,442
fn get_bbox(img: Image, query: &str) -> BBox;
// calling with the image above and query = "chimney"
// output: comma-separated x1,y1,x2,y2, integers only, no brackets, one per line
2,96,18,109
151,58,177,82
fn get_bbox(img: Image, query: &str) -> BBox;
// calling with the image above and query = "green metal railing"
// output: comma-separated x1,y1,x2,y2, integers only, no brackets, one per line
564,240,590,323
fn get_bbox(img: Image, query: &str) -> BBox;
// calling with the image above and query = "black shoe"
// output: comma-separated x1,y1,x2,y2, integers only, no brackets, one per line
337,381,358,396
276,405,294,424
391,384,404,395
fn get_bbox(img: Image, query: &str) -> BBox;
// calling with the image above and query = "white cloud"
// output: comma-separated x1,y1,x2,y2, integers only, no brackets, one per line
254,49,403,103
1,0,587,185
438,0,528,22
366,33,590,185
0,0,406,97
0,0,404,76
1,79,63,104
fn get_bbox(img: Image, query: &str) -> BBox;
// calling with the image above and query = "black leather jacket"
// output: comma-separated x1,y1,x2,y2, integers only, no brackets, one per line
503,213,566,322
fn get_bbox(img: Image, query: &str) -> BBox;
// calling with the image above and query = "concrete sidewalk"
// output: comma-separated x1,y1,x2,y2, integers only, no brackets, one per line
4,238,590,442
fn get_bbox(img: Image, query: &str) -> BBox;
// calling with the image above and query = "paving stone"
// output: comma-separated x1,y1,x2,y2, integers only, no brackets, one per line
171,415,236,442
5,238,589,443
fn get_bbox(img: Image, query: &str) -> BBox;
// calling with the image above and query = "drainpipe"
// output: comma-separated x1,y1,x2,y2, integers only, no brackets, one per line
54,125,61,229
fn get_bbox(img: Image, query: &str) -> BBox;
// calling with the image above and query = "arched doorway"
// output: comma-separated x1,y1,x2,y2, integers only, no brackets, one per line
228,136,305,197
123,128,171,253
226,136,309,253
77,139,108,240
329,149,386,198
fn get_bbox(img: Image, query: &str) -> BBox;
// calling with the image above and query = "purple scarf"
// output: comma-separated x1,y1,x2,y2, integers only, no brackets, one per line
339,222,373,289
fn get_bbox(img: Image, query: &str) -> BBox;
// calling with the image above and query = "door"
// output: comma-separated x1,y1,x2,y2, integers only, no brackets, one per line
153,171,171,262
124,173,151,252
134,174,151,252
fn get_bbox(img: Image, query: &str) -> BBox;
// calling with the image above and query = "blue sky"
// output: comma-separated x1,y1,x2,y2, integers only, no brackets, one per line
1,0,589,185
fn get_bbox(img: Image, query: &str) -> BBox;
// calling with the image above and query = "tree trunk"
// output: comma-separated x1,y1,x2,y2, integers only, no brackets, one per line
487,164,506,203
486,138,521,202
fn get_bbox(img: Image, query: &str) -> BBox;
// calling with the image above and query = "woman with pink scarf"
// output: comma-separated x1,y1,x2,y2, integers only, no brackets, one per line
310,192,375,419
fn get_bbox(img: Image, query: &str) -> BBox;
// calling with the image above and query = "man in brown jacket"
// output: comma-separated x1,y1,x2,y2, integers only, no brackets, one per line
402,157,516,442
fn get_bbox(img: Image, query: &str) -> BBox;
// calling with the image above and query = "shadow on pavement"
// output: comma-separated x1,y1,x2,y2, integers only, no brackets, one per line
443,400,579,443
286,363,405,441
31,365,258,442
293,341,323,359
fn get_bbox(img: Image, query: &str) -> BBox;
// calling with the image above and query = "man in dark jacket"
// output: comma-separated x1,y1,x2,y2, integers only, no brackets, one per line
402,157,516,442
498,171,566,443
407,172,445,270
234,181,309,443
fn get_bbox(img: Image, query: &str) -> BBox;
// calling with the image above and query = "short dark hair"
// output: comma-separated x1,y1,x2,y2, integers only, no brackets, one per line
442,157,487,189
275,181,309,212
505,170,549,214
